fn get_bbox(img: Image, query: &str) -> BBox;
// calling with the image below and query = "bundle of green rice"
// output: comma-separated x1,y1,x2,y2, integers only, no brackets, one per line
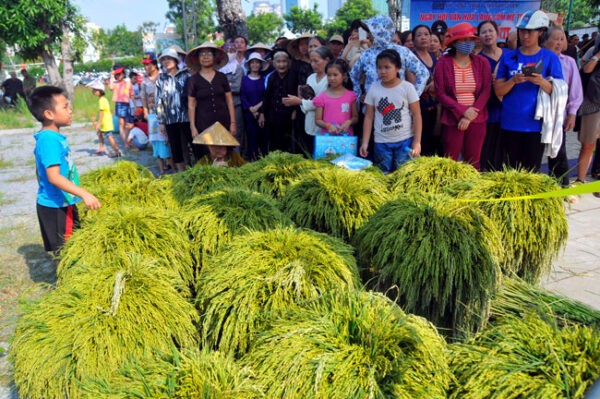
179,187,293,273
58,206,194,288
353,194,502,337
196,227,360,357
242,290,450,399
84,348,262,398
79,160,154,192
241,151,320,198
389,156,480,195
10,255,199,399
449,312,600,399
491,277,600,327
454,169,568,283
281,167,390,240
170,164,245,203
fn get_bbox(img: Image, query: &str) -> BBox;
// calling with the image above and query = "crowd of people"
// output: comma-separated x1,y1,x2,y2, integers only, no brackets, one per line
83,10,599,187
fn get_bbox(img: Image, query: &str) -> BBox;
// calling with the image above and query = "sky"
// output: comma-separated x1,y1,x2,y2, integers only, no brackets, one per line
72,0,171,31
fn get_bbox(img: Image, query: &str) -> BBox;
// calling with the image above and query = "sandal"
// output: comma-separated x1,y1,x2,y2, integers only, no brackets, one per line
94,150,106,156
108,152,122,159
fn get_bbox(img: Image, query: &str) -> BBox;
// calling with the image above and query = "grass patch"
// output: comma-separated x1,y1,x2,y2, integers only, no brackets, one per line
4,175,33,184
0,158,14,168
0,86,114,130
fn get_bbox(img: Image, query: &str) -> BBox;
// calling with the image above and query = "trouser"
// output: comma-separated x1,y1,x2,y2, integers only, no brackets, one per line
501,129,544,172
421,104,443,156
442,122,486,171
547,130,570,187
480,122,503,172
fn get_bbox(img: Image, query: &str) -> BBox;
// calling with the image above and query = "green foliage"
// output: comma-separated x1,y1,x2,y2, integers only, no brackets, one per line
73,56,143,73
0,0,78,60
241,151,321,198
389,156,480,195
449,312,600,399
247,12,285,44
284,5,323,34
353,194,502,338
85,348,262,398
10,254,199,399
170,164,245,203
166,0,217,47
281,167,390,240
93,24,143,58
453,169,568,283
196,227,360,357
541,0,600,27
322,0,377,38
491,277,600,327
179,187,293,273
58,206,195,289
243,290,450,399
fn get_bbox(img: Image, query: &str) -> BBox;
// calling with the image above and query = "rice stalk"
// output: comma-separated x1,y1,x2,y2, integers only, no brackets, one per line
353,194,502,338
10,254,199,399
179,187,293,273
83,348,262,398
170,164,245,203
389,156,480,195
79,160,154,192
453,169,568,283
242,290,450,399
240,151,321,198
492,277,600,327
196,227,360,357
281,167,390,240
58,206,194,288
449,312,600,399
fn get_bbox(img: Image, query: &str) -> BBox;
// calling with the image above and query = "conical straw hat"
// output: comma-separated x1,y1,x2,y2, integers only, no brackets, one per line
193,122,240,146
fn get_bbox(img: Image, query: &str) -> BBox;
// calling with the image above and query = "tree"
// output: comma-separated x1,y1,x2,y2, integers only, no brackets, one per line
541,0,599,28
0,0,81,97
247,12,284,44
284,5,323,34
94,25,143,58
216,0,247,40
166,0,217,49
322,0,376,37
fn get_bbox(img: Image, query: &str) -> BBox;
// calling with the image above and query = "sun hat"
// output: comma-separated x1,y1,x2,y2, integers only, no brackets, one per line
158,48,180,63
112,64,125,75
86,79,105,91
329,34,344,44
516,10,550,30
287,33,313,59
185,42,228,70
245,42,272,56
445,22,478,46
165,44,187,56
244,52,269,71
192,122,240,146
141,52,156,64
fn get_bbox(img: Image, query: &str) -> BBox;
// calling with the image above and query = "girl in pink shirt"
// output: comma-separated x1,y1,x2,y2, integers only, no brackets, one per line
314,59,358,135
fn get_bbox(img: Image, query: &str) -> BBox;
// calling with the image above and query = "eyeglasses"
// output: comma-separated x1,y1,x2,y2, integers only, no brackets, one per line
199,51,214,57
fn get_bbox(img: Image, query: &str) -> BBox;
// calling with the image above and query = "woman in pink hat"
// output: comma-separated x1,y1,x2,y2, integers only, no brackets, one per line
433,22,492,170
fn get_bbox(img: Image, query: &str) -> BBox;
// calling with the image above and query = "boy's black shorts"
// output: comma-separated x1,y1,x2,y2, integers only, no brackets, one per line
36,203,80,252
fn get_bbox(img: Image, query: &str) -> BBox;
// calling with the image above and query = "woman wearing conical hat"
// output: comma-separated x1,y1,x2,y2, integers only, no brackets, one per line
193,122,246,167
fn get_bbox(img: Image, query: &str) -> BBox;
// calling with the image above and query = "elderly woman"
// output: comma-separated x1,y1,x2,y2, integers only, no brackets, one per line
186,42,237,160
434,22,492,170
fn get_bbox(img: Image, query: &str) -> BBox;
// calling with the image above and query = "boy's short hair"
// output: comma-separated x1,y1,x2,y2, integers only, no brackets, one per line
28,86,66,123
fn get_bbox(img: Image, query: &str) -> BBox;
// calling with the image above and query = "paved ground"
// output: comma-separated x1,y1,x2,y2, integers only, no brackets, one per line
0,124,598,398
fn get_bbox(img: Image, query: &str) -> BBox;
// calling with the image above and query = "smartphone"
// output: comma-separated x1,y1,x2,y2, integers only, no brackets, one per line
522,59,543,76
358,27,367,41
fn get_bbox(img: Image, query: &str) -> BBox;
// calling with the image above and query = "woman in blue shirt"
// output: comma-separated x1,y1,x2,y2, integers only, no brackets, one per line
494,10,563,172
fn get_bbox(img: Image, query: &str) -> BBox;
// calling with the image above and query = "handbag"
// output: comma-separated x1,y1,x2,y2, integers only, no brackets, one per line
313,134,358,159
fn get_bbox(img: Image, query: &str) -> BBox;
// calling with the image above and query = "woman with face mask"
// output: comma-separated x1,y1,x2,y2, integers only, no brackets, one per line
433,22,492,170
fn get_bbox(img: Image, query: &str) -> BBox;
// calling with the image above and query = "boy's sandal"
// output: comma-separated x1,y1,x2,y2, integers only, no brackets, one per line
108,152,122,159
94,150,106,155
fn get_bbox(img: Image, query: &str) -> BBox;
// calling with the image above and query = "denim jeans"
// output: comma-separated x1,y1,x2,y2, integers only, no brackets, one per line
374,137,413,174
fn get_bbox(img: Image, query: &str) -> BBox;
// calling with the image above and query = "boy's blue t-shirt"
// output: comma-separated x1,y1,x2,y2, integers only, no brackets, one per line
496,47,564,132
34,129,81,208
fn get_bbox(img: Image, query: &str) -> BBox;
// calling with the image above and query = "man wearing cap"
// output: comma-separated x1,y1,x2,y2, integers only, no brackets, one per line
1,71,25,106
328,35,345,58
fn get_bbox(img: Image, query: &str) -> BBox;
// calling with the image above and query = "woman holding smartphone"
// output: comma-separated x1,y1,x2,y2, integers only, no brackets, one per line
494,10,563,172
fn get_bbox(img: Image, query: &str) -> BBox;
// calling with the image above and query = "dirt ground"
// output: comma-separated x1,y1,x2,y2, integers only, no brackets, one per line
0,123,157,398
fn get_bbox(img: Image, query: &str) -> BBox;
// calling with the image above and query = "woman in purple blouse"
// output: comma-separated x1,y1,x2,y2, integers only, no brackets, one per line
241,53,268,160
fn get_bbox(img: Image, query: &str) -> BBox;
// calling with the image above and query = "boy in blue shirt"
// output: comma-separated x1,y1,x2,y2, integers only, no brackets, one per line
29,86,101,255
